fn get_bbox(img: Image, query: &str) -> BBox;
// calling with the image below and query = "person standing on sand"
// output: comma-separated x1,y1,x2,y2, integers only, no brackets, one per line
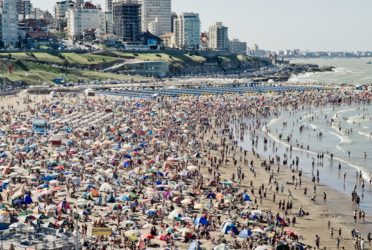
360,238,365,250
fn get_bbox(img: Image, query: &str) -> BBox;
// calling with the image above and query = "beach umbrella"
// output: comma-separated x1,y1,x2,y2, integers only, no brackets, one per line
142,233,155,240
187,165,198,171
238,229,253,239
146,209,157,217
124,230,139,241
117,195,131,202
285,228,300,238
159,234,172,241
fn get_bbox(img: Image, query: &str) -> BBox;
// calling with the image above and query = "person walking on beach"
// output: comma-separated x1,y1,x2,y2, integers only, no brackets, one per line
336,236,341,249
353,210,358,223
315,235,320,249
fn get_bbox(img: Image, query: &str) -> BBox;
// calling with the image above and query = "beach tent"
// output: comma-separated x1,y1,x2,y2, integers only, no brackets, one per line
194,216,209,225
24,194,33,204
243,193,252,202
221,221,238,235
84,88,95,97
50,134,63,146
105,105,113,112
238,229,253,239
188,241,202,250
107,194,116,203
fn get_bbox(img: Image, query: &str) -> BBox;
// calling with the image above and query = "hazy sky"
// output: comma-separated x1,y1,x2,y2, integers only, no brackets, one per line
36,0,372,51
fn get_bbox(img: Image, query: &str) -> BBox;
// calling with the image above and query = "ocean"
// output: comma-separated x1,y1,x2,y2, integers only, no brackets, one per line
289,57,372,85
237,58,372,213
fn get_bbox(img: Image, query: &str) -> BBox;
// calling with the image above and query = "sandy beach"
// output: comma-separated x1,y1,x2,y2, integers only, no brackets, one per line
0,89,371,250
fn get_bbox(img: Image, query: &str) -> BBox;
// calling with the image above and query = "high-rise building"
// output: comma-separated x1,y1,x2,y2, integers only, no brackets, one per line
55,0,75,30
75,0,85,7
142,0,171,36
104,0,113,34
17,0,32,20
66,2,105,41
1,0,18,48
113,0,141,43
174,13,200,49
104,11,113,34
76,0,84,6
105,0,113,12
171,12,177,33
208,22,229,51
229,39,247,55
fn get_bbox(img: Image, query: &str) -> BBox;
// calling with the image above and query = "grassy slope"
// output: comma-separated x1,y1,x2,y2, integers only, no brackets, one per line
0,61,145,85
0,51,260,85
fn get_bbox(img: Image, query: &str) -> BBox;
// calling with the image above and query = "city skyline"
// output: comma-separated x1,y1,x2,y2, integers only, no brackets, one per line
35,0,372,51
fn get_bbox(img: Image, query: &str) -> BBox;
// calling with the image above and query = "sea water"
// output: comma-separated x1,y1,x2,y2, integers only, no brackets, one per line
235,103,372,214
289,57,372,85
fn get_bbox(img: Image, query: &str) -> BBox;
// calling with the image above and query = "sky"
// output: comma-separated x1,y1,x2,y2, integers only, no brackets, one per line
35,0,372,51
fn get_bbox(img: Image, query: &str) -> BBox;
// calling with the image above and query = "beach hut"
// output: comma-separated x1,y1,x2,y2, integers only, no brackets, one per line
105,105,113,113
32,119,48,134
50,134,63,146
85,88,95,97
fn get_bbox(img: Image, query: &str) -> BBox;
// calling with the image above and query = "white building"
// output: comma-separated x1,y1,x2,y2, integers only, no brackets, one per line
66,2,105,41
1,0,18,48
174,13,200,49
142,0,171,36
55,0,75,30
208,22,229,51
229,39,247,55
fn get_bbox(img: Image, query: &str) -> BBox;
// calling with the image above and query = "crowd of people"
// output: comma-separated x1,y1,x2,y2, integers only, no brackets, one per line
0,88,371,250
